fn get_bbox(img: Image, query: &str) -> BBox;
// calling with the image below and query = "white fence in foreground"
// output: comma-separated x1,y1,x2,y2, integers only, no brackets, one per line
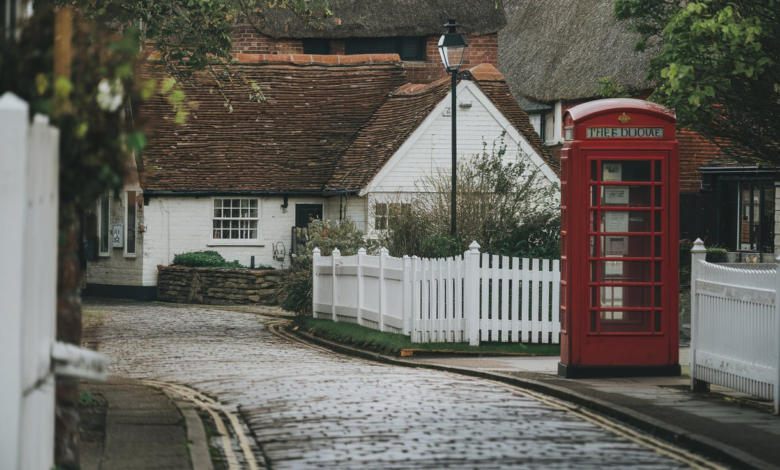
312,242,560,345
690,239,780,414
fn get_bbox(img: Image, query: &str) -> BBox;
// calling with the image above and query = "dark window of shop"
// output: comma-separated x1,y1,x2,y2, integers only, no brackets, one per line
344,37,426,61
715,177,775,256
302,39,330,55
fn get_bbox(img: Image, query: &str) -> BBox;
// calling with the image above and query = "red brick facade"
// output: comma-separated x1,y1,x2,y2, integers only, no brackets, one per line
230,25,499,85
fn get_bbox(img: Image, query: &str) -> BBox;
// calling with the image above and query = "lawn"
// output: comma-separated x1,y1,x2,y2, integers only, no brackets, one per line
292,316,561,357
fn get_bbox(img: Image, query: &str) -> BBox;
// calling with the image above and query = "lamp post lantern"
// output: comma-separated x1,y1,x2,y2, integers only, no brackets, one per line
438,19,468,235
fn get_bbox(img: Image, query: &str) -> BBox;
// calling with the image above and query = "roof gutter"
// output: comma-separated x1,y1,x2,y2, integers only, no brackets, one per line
699,166,779,175
142,189,360,197
143,190,328,197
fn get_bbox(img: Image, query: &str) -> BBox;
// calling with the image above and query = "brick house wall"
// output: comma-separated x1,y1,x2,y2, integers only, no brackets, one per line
230,24,499,85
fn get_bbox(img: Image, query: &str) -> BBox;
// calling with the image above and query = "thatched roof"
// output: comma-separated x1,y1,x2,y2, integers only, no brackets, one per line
499,0,654,103
256,0,507,39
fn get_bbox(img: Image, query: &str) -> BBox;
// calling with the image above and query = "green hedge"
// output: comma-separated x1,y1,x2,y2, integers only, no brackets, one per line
171,251,243,268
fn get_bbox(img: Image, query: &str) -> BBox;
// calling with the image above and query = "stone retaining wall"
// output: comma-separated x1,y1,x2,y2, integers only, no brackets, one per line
157,265,281,305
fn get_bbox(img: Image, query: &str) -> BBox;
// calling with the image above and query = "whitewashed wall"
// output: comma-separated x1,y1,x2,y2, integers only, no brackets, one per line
85,190,144,287
363,81,559,196
361,81,559,233
142,195,335,285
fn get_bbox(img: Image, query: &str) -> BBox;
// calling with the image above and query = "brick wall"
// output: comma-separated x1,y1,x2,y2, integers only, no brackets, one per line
232,23,304,54
157,265,281,305
230,25,499,85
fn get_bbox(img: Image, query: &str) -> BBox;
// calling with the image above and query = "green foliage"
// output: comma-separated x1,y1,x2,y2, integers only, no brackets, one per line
419,235,466,259
78,390,99,406
277,218,377,314
615,0,780,164
379,137,561,260
171,251,243,268
597,77,631,98
1,0,331,224
706,247,729,263
294,316,561,356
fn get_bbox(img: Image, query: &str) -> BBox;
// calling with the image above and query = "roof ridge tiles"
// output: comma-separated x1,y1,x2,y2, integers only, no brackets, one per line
234,53,401,66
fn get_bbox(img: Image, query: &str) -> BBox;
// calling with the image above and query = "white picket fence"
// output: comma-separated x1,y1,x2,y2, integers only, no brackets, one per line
0,92,108,469
0,93,60,470
312,242,560,345
690,239,780,413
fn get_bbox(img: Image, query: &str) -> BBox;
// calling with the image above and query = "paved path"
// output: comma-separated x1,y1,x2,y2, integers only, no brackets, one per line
83,301,697,469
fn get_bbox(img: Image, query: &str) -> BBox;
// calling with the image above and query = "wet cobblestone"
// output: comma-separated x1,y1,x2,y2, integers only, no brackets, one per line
83,301,689,469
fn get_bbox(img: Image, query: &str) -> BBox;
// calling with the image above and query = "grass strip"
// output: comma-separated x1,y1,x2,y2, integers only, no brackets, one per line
293,316,560,357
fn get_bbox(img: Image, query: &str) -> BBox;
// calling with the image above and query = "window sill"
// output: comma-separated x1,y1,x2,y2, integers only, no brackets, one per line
98,252,110,258
123,253,138,259
207,240,265,247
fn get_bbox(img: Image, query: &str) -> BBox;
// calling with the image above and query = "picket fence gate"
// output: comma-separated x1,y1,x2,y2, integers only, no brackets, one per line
312,242,560,346
690,239,780,413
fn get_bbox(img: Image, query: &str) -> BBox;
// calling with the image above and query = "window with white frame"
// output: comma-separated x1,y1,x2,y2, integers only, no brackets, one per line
99,192,110,256
375,202,411,231
212,198,259,240
125,191,137,256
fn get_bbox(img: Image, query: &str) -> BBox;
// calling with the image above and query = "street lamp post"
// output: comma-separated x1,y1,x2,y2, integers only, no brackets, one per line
438,19,468,236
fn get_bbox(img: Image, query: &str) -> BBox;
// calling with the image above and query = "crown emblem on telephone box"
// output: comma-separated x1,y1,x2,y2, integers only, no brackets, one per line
618,112,631,124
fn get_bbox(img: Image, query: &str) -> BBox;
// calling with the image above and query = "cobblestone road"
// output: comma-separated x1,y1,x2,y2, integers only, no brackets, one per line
83,301,691,469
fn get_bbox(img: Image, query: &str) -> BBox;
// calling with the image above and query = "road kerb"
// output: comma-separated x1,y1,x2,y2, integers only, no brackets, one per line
281,325,778,470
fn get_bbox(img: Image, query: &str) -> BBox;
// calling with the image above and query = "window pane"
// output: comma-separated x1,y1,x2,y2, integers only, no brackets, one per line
232,208,240,218
214,199,221,208
600,236,652,258
249,230,257,239
250,209,258,218
100,192,110,253
223,199,231,208
241,199,248,208
600,261,651,282
654,161,662,182
127,192,136,255
600,211,651,233
601,186,651,207
602,161,651,182
600,286,652,308
599,311,653,333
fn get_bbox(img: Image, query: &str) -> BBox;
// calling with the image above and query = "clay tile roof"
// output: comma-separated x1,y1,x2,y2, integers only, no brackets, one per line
326,64,556,192
139,61,408,193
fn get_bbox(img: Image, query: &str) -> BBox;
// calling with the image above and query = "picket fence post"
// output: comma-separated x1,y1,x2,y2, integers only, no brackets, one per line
689,238,707,392
379,247,388,332
402,255,411,335
312,247,321,319
411,256,420,342
331,248,340,322
356,248,365,326
466,241,481,346
0,92,29,470
775,253,780,414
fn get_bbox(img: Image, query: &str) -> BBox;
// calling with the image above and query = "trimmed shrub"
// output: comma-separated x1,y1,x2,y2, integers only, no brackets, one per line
171,250,243,268
419,235,466,259
706,247,729,263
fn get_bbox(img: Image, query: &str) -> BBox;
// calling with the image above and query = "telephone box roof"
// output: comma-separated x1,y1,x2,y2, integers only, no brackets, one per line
566,98,676,123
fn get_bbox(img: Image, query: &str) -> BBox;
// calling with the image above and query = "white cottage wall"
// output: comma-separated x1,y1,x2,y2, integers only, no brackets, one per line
142,195,330,285
86,191,144,287
365,83,558,195
361,82,559,233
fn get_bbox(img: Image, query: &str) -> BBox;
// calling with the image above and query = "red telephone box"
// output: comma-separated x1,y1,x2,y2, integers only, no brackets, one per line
559,99,680,378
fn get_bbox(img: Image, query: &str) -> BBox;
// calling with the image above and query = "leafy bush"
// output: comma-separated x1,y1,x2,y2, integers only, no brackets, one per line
377,136,561,260
419,235,465,259
706,247,729,263
679,239,693,271
171,250,243,268
277,219,377,314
